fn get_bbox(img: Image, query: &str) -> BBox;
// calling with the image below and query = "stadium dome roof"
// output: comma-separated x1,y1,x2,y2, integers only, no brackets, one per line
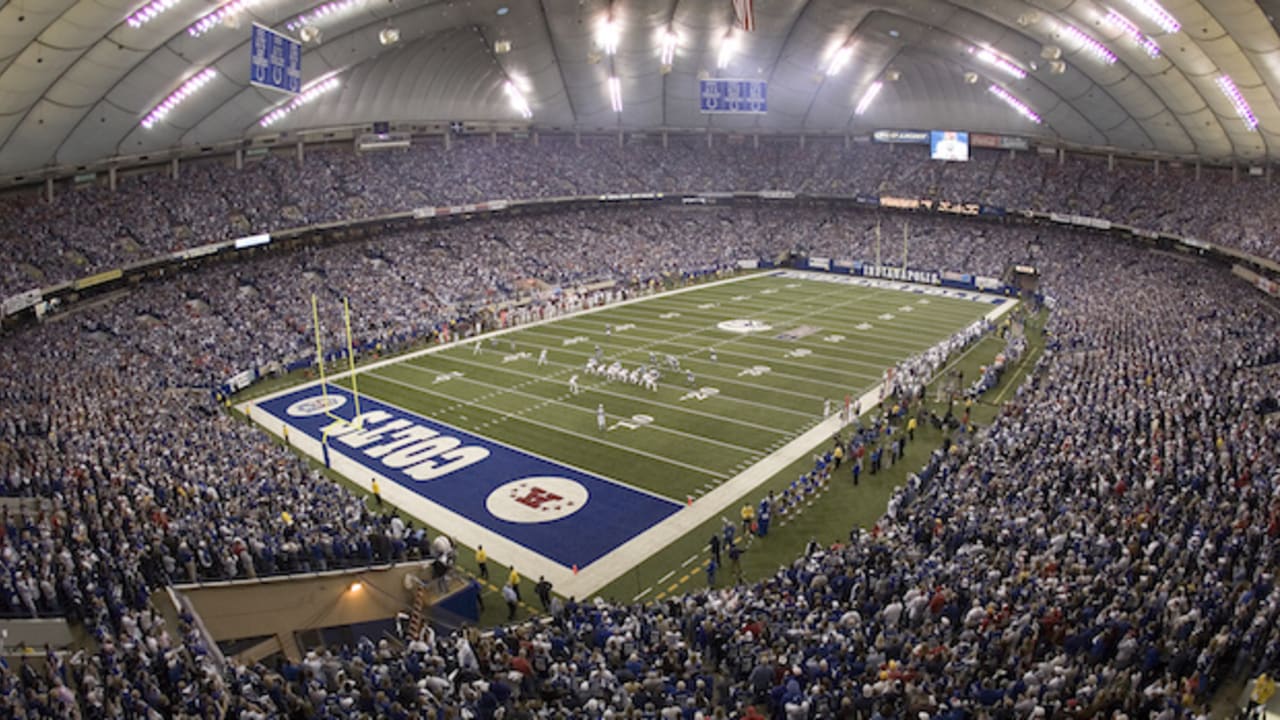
1,0,1279,178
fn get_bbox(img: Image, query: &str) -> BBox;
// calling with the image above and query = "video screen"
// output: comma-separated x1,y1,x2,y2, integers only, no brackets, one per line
930,130,970,161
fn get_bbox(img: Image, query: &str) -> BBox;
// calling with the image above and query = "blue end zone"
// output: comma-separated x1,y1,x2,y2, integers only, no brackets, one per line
256,384,682,570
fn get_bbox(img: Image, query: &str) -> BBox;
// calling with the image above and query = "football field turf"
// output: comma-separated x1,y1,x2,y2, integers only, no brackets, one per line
245,270,1012,598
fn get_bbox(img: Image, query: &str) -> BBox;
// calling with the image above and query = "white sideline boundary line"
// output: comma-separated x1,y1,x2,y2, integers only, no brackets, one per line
236,272,767,593
241,272,768,408
550,287,1018,599
238,270,1018,600
362,369,739,477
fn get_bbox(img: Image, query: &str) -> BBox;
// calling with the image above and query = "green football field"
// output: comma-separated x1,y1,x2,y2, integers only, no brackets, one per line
348,270,997,505
246,269,1017,612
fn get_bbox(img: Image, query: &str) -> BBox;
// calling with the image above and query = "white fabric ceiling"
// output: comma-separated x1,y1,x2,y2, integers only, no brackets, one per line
1,0,1279,178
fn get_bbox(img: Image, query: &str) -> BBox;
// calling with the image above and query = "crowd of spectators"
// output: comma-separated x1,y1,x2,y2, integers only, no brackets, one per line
19,205,1037,388
2,136,1280,298
0,196,1277,717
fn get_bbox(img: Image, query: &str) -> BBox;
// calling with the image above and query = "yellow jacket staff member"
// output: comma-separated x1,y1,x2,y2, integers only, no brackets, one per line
475,545,488,580
741,503,755,534
509,567,521,600
1254,673,1276,706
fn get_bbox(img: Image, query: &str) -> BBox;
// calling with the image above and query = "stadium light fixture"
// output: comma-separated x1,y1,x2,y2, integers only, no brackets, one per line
970,47,1026,79
717,32,740,70
259,75,341,128
854,81,882,115
1105,10,1162,58
141,67,217,129
188,0,268,38
379,26,400,46
504,81,533,119
607,76,623,113
1123,0,1180,34
1060,24,1117,65
126,0,183,28
826,46,853,77
988,84,1042,124
1216,75,1259,132
286,0,365,33
349,582,362,592
659,30,679,67
598,17,621,56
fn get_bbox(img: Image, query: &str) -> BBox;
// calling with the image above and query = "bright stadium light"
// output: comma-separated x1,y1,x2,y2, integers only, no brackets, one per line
126,0,183,28
1060,24,1118,65
607,75,623,113
659,30,679,67
188,0,268,38
826,46,853,76
1216,75,1259,131
504,81,533,119
598,17,621,56
988,84,1042,124
141,68,218,129
854,81,882,115
1123,0,1180,34
286,0,365,33
970,47,1026,79
717,32,740,70
259,74,341,127
1105,10,1162,58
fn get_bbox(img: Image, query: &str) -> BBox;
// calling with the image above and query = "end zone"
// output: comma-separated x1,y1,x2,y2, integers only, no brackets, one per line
250,384,682,583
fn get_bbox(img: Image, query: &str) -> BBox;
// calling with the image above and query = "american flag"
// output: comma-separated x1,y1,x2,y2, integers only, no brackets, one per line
733,0,755,32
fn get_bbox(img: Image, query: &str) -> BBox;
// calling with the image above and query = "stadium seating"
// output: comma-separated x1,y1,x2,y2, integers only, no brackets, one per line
1,188,1277,717
2,138,1279,299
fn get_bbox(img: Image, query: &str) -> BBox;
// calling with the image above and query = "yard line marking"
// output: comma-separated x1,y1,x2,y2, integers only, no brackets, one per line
681,555,700,567
410,353,802,434
516,280,975,389
384,364,769,456
547,283,1019,599
589,295,977,339
657,570,675,584
364,370,731,481
632,587,652,602
453,338,844,406
514,330,887,384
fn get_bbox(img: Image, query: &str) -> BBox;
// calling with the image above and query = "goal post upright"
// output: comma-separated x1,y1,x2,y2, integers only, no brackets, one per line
311,293,329,402
310,294,363,447
342,296,363,422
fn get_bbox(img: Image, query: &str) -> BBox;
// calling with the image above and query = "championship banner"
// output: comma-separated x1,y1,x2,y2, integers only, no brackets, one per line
2,289,41,317
699,79,768,113
936,200,981,216
733,0,755,31
74,269,123,290
250,24,302,94
872,129,930,144
970,133,1030,151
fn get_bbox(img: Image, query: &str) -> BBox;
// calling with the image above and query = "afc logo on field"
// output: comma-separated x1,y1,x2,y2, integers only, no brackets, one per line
486,477,590,524
515,486,564,510
286,394,347,417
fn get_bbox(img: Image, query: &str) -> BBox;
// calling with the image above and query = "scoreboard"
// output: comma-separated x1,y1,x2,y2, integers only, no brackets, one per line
699,79,768,114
